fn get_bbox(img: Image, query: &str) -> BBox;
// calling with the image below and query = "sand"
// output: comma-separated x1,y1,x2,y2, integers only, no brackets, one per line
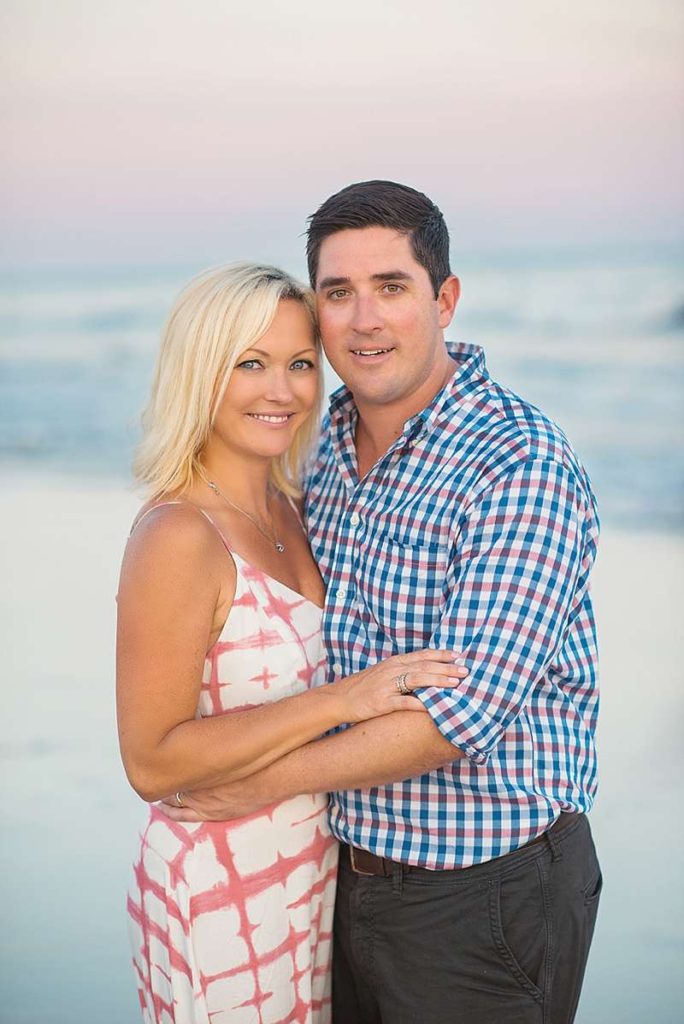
1,475,682,1023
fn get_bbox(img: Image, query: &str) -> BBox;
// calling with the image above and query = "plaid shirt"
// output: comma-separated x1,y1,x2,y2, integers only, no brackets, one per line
305,342,600,869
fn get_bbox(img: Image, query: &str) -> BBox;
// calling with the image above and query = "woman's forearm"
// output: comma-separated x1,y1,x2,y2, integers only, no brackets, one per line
121,649,462,802
124,682,349,802
117,512,465,804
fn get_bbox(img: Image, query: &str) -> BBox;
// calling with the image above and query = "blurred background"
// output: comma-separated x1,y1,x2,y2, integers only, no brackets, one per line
1,2,682,1021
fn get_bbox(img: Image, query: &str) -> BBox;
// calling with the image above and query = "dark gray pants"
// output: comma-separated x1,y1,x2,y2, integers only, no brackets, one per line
333,814,601,1024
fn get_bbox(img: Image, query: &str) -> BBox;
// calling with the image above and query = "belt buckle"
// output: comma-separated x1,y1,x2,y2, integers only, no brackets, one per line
349,846,377,876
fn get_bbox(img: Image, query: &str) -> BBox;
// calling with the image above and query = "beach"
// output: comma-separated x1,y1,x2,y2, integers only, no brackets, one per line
1,475,682,1023
3,0,683,1016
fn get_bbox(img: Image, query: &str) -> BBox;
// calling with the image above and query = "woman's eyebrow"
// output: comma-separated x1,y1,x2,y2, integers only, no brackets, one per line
240,347,317,358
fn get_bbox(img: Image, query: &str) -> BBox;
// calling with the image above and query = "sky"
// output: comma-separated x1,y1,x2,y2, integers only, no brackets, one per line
1,0,683,268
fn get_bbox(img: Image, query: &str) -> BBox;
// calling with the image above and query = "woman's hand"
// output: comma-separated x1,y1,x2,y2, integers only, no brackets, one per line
335,648,468,724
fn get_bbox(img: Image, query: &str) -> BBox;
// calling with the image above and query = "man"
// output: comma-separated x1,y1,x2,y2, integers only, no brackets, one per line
167,181,601,1023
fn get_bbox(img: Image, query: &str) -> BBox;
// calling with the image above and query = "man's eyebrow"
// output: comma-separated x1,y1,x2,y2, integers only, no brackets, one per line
317,275,351,291
317,270,414,290
370,270,413,283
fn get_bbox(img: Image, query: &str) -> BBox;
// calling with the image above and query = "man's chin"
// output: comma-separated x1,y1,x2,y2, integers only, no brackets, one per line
350,381,407,407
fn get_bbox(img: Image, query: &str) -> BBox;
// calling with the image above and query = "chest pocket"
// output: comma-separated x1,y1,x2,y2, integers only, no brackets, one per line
355,532,450,648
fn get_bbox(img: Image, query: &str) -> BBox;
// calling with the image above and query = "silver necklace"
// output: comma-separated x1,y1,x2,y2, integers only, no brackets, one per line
202,475,285,553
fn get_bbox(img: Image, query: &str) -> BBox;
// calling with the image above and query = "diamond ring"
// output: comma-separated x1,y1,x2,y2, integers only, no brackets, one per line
394,673,411,696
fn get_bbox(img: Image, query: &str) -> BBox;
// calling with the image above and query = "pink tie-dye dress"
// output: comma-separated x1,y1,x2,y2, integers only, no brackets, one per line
127,550,338,1024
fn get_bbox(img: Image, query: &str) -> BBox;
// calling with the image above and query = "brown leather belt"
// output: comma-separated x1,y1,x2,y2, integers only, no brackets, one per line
345,813,578,877
348,844,395,876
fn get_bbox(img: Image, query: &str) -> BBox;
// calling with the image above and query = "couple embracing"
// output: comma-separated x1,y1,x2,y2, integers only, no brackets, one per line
117,180,601,1024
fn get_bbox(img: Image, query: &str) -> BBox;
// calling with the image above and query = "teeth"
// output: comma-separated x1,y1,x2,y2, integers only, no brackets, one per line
249,414,291,423
353,349,391,356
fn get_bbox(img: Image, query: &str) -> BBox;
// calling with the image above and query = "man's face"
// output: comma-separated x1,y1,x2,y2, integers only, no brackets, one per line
314,226,458,410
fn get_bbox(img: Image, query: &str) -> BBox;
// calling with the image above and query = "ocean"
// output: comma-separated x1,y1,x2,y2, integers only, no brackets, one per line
1,249,683,1024
1,246,682,530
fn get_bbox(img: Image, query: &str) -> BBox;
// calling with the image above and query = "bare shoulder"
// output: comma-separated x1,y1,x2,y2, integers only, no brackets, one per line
121,501,235,592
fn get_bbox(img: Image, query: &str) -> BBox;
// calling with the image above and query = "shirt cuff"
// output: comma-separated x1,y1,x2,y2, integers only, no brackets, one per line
415,686,504,764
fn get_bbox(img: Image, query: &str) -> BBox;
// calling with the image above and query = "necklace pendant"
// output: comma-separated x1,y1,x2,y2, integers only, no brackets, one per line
275,542,285,553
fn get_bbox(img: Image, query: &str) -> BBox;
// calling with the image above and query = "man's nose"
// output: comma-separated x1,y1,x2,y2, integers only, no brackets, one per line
350,295,384,334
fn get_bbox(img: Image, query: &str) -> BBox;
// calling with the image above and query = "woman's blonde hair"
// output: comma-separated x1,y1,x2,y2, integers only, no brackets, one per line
133,262,322,499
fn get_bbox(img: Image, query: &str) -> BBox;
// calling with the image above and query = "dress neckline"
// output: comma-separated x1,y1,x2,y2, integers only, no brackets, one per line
230,550,325,612
132,499,324,612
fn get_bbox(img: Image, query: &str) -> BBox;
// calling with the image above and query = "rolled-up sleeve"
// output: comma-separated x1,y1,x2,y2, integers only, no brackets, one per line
415,458,588,763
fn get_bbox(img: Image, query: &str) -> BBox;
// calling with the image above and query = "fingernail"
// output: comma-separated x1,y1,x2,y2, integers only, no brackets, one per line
448,671,468,681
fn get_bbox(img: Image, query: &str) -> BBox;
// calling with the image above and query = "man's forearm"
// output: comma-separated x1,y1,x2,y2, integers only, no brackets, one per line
249,709,463,802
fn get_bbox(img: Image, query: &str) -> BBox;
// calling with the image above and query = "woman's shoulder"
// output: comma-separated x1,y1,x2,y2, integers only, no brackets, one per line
125,498,226,569
131,497,195,532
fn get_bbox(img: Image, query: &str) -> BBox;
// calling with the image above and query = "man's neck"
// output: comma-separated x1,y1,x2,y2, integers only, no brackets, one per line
353,353,456,479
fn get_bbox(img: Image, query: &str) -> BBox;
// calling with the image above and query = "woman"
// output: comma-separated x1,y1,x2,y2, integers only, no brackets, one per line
117,263,467,1023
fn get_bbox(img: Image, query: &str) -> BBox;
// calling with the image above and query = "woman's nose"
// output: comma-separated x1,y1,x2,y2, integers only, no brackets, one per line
263,369,295,402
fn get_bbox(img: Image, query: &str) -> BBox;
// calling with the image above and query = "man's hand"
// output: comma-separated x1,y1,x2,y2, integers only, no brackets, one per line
157,773,273,822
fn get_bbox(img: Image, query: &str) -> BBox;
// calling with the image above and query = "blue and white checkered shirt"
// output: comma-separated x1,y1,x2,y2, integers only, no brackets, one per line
305,342,600,869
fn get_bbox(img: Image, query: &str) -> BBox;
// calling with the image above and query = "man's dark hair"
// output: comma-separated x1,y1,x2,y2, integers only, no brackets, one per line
306,180,451,298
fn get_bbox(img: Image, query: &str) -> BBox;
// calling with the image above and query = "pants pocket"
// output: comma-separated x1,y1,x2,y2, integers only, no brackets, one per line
583,867,603,907
489,860,548,1003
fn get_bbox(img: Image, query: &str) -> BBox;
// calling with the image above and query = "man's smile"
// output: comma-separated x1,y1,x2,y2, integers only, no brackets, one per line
349,346,395,360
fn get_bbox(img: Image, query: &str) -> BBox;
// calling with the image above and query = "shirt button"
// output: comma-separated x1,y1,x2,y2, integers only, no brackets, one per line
332,662,342,675
350,512,360,526
337,587,347,600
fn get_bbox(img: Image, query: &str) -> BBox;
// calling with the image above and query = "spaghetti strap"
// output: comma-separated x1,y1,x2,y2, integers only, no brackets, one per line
193,506,232,552
129,500,185,536
129,500,232,552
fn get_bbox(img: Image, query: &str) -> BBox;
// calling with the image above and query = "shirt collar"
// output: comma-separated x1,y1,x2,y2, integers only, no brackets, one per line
327,342,489,442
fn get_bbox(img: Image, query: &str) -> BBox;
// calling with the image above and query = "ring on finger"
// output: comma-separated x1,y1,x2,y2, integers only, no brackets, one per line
394,672,411,696
175,791,185,808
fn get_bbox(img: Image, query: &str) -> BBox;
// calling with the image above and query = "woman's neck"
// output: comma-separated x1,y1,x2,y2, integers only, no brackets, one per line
194,449,273,517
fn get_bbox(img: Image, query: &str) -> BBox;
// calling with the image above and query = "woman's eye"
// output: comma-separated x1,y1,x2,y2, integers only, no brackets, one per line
236,359,262,370
290,359,315,371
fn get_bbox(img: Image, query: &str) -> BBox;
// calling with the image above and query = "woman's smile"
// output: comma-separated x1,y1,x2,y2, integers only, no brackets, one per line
246,411,296,426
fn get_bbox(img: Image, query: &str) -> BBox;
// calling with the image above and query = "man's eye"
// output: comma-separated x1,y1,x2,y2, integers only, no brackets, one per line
236,359,262,370
328,289,348,300
383,283,403,294
290,359,316,371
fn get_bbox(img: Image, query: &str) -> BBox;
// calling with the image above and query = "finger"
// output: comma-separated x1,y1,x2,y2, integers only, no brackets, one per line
409,673,470,691
425,663,469,679
404,665,469,689
400,648,462,664
419,658,468,672
155,801,204,823
159,792,199,811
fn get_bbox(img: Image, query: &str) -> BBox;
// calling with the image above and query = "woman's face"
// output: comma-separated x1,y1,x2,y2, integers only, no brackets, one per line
210,299,319,463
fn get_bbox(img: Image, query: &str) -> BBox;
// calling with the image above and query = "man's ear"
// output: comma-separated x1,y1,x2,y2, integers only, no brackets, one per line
437,276,460,328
